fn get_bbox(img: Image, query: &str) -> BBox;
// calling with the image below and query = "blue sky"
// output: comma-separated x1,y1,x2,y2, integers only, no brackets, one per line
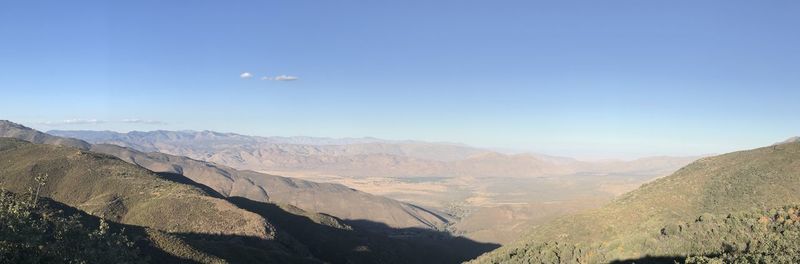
1,1,799,159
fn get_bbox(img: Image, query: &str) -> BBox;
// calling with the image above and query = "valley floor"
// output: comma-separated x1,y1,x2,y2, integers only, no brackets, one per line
259,170,666,244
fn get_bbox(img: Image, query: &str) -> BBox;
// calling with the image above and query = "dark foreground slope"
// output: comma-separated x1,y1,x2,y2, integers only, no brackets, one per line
471,141,800,263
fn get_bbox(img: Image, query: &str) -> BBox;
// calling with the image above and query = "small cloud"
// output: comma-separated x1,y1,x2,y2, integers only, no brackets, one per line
247,72,299,81
273,75,299,81
121,119,167,125
40,119,106,125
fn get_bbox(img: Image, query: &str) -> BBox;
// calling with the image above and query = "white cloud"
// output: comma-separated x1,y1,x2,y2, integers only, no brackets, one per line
273,75,299,81
39,119,106,125
248,72,299,81
121,119,167,125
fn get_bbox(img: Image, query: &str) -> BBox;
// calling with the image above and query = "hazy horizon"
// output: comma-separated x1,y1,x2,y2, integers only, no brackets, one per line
20,121,790,161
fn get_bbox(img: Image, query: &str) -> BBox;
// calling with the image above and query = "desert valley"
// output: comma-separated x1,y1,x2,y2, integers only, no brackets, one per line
49,128,699,244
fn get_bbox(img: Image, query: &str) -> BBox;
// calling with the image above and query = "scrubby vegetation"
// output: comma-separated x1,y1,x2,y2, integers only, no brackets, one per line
682,205,800,263
475,205,800,263
0,190,142,263
471,142,800,263
679,206,800,263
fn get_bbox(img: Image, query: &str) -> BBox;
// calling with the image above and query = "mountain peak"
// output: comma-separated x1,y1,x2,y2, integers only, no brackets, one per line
778,136,800,145
0,119,27,128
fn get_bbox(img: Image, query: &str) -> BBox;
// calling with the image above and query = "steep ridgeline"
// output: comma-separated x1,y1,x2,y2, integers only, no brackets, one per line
0,138,316,263
470,140,800,263
2,121,449,231
49,129,697,178
90,143,451,230
0,121,90,150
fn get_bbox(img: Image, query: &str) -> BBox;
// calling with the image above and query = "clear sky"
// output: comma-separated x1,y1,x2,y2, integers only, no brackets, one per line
1,1,799,159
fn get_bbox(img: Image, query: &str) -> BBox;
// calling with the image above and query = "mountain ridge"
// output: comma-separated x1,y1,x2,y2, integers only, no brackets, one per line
48,128,699,179
2,120,450,231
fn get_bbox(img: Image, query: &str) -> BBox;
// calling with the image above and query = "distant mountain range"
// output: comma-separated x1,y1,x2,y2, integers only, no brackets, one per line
48,129,489,162
49,129,699,179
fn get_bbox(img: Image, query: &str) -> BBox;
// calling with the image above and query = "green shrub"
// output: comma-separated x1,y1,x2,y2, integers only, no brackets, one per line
0,190,144,264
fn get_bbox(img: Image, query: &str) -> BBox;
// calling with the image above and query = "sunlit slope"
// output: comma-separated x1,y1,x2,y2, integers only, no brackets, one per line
0,138,315,263
471,141,800,263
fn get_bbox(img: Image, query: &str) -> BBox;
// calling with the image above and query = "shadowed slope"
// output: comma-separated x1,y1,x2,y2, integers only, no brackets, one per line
228,197,500,264
154,169,500,264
